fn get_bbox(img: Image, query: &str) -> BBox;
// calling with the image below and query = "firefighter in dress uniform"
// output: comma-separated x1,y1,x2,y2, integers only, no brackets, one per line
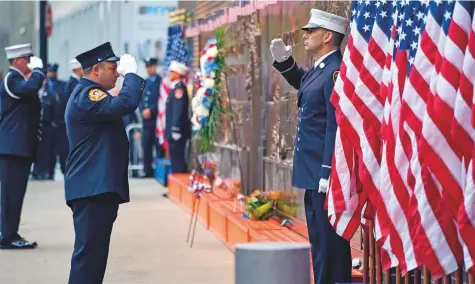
32,76,54,180
165,60,190,173
65,59,83,98
0,43,44,249
140,57,163,177
64,42,145,284
45,63,68,177
270,9,351,284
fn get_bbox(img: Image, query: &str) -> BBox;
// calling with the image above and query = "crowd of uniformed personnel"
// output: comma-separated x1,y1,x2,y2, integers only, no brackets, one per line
0,53,189,182
1,7,352,284
0,42,190,283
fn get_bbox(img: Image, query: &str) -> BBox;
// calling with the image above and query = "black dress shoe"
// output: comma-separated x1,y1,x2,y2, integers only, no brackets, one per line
0,237,38,249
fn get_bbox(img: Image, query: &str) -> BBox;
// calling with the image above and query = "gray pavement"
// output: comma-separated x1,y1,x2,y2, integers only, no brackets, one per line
0,179,234,284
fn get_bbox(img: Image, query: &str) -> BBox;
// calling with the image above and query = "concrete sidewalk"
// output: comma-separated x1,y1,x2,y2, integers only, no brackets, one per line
0,179,234,284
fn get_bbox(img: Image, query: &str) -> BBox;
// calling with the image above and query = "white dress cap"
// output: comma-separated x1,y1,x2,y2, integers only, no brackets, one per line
4,43,33,59
69,58,82,70
169,60,189,76
301,9,349,35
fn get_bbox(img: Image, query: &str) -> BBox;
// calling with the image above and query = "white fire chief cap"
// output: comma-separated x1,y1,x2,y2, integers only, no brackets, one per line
301,9,349,35
69,58,82,70
4,43,33,59
169,60,189,76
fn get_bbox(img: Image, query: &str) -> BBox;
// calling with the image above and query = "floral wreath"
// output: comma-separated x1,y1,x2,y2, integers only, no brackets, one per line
191,27,229,153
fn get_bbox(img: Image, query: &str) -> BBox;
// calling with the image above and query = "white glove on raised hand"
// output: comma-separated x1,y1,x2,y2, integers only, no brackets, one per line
270,38,292,63
171,132,182,141
27,56,43,70
318,178,329,194
117,54,138,76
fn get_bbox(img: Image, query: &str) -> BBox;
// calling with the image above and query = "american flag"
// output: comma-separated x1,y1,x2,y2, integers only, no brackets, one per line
328,0,475,278
156,24,190,150
162,24,190,73
456,1,475,274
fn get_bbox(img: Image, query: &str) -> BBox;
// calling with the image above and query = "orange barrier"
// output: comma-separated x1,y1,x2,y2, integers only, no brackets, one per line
167,173,363,283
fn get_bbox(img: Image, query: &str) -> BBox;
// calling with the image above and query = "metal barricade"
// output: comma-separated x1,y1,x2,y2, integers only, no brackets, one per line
125,122,144,177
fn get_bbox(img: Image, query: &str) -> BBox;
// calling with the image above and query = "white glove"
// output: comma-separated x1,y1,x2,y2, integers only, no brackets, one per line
27,56,43,70
171,132,182,141
117,54,138,76
270,38,292,63
318,178,329,194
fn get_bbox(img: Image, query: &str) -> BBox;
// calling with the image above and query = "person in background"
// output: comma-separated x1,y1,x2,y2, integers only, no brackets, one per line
45,63,68,177
65,59,83,96
0,43,44,249
64,42,145,283
140,57,163,177
270,9,351,284
165,60,191,174
32,77,54,180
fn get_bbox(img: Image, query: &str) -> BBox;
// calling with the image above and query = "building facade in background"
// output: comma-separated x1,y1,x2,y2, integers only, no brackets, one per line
49,0,177,80
0,1,37,75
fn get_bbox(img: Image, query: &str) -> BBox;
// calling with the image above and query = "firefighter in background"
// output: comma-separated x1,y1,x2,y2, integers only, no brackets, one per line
45,63,68,176
32,77,54,180
165,60,190,173
140,57,163,177
0,43,44,249
65,59,83,96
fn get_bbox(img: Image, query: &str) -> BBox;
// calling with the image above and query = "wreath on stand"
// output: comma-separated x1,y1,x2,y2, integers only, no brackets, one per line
186,28,231,248
188,27,230,197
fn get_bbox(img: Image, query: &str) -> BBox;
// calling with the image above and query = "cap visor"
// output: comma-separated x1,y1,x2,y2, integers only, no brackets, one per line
106,56,120,62
301,23,321,31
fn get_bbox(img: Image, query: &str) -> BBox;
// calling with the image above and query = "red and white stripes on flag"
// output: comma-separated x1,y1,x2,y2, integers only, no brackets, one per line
455,5,475,275
327,0,475,279
156,77,173,151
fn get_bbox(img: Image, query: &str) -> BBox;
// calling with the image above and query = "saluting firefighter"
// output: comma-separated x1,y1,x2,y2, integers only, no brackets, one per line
0,44,45,249
32,75,55,180
165,60,191,174
270,9,351,284
64,42,145,284
140,57,163,177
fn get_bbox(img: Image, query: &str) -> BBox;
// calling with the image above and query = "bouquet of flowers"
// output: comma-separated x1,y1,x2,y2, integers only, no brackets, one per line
188,170,212,197
191,27,229,153
244,190,276,221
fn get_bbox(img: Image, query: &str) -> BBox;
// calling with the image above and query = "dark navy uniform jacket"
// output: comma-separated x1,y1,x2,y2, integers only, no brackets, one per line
45,78,68,125
64,73,145,203
61,76,80,125
65,75,79,96
273,50,341,190
39,88,54,126
139,74,161,127
165,81,191,141
0,67,45,159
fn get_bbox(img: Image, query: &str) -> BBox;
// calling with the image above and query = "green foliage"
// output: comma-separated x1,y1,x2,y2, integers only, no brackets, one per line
193,27,232,154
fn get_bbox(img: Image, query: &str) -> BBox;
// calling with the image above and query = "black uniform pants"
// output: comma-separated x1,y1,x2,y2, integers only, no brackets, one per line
141,126,162,177
52,125,68,174
33,125,54,179
68,193,119,284
169,138,187,173
0,155,32,241
304,190,352,284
